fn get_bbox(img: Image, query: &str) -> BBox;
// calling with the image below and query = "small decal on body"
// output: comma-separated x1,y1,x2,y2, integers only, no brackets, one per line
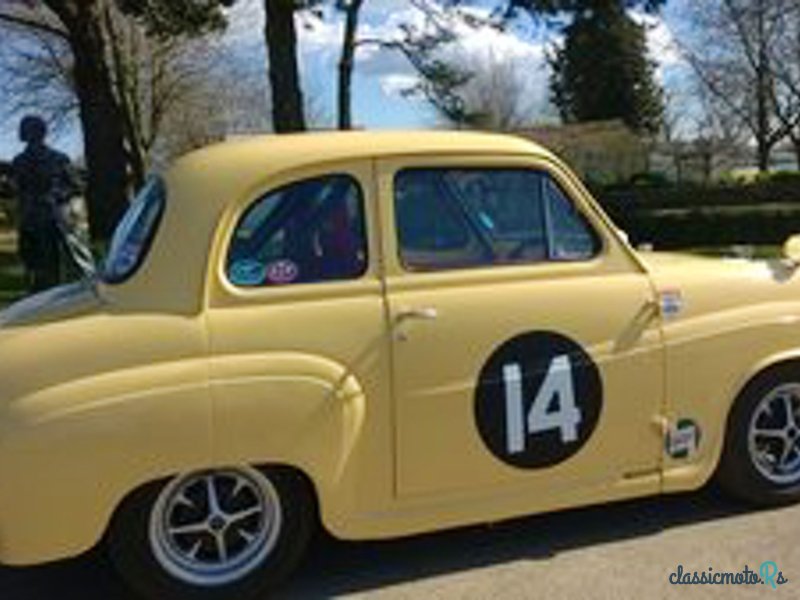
666,418,701,459
659,289,684,319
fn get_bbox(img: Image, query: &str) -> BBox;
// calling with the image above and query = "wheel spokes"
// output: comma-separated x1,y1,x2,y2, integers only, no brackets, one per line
214,533,229,563
778,440,799,470
782,394,798,430
150,468,283,586
169,521,209,537
753,427,785,440
205,476,222,515
186,540,203,561
228,505,262,525
170,474,267,566
174,491,196,509
749,384,800,485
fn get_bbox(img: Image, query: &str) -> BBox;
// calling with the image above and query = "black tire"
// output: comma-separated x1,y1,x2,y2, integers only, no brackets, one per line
107,466,317,600
716,364,800,506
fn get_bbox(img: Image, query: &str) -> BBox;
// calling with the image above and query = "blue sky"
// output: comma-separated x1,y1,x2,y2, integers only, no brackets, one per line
0,0,690,162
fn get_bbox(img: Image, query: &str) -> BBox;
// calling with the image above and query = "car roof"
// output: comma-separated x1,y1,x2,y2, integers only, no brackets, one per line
175,130,556,180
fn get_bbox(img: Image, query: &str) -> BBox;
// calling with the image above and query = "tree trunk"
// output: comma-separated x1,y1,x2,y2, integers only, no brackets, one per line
757,136,771,172
337,0,364,130
792,133,800,170
264,0,306,133
755,2,772,173
102,6,147,190
44,1,129,240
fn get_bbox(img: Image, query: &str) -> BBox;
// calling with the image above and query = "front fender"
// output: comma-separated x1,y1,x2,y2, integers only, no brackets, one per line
661,311,800,493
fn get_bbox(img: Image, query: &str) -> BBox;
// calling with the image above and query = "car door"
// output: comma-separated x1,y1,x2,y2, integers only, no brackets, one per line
205,163,396,514
378,154,666,509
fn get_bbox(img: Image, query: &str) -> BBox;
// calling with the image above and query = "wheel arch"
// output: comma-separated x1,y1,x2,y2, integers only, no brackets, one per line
106,462,322,537
715,353,800,477
664,350,800,495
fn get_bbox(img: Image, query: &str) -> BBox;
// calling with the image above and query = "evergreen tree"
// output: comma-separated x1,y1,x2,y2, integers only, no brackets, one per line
510,0,665,134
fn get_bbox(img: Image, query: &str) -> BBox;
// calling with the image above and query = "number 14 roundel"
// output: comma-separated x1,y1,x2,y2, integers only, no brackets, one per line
474,331,603,469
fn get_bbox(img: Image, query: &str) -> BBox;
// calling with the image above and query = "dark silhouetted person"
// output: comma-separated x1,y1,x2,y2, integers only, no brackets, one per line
12,115,81,293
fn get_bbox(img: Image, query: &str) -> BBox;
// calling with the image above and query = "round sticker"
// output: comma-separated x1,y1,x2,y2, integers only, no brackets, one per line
229,259,267,286
265,259,299,284
474,331,603,469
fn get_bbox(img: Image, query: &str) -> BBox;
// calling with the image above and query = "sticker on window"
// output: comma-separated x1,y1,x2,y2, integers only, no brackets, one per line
265,259,299,285
229,260,267,286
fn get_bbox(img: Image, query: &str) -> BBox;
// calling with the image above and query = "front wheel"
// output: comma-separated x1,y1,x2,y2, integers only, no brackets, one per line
107,466,316,600
717,366,800,505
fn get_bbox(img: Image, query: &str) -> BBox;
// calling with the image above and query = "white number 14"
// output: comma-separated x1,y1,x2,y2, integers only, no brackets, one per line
503,356,582,455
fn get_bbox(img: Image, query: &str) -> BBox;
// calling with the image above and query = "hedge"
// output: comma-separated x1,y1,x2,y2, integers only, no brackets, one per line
598,175,800,212
596,177,800,249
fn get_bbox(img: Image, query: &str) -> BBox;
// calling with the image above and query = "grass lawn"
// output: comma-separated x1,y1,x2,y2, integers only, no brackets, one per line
0,229,24,307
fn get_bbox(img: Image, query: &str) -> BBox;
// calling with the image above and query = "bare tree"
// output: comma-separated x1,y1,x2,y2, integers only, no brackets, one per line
0,0,237,237
770,0,800,167
1,1,243,182
677,0,800,172
0,14,76,132
659,85,749,182
100,3,233,184
0,0,129,238
451,50,539,131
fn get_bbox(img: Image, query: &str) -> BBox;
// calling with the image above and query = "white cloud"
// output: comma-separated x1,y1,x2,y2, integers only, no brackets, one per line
219,1,563,126
358,3,550,109
380,73,419,97
631,10,685,78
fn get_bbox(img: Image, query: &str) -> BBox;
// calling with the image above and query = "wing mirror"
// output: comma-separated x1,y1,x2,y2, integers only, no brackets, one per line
783,235,800,266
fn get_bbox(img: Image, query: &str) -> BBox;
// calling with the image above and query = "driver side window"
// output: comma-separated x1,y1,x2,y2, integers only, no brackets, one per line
394,168,599,272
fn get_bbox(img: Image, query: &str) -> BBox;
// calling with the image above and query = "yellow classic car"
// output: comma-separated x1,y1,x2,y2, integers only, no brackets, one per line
1,131,800,599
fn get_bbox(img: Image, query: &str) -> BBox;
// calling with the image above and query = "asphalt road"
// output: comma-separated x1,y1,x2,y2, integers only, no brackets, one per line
2,487,797,600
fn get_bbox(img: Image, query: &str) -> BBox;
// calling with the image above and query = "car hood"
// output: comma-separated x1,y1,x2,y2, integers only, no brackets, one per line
640,249,771,271
638,250,800,321
0,282,103,329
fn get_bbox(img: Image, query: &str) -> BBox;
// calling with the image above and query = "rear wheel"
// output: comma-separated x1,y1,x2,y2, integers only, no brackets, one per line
717,366,800,505
108,466,316,600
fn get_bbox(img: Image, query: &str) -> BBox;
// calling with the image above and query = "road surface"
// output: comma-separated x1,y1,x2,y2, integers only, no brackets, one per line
2,487,797,599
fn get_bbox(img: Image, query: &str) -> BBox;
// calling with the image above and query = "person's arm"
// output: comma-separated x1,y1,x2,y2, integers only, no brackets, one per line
9,156,23,225
54,152,82,206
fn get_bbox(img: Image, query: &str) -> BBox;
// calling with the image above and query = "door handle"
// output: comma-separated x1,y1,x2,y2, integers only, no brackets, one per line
395,307,438,323
394,307,438,342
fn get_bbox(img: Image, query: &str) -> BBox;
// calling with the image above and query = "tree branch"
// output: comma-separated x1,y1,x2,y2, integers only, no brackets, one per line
0,11,68,40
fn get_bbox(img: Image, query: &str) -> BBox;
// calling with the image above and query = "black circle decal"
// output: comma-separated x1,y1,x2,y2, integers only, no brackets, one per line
474,331,603,469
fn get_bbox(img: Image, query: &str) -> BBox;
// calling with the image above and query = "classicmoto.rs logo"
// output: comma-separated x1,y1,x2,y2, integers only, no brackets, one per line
668,562,789,589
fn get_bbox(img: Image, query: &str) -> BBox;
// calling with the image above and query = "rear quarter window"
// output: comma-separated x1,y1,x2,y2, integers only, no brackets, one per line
103,177,166,284
227,174,368,287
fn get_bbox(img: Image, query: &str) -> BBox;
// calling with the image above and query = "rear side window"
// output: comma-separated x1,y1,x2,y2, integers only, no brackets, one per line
103,176,166,284
394,169,599,271
227,174,367,287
